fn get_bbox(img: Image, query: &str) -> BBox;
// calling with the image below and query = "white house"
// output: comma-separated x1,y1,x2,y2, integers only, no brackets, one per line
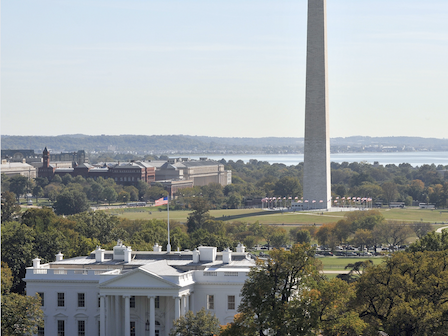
25,241,254,336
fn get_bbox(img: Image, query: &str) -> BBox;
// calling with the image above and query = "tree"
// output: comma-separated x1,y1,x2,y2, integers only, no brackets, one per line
146,185,168,201
1,191,21,222
118,190,131,204
1,222,36,293
186,198,212,233
382,181,398,205
407,231,448,252
353,251,448,335
273,176,302,198
53,190,90,215
237,244,321,336
32,185,44,203
169,308,221,336
9,175,29,201
413,222,432,239
1,292,44,336
226,192,243,209
89,182,104,203
290,228,311,244
377,222,413,247
103,186,118,205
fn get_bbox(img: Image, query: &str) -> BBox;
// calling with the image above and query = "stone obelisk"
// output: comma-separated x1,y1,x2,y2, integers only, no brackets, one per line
303,0,331,210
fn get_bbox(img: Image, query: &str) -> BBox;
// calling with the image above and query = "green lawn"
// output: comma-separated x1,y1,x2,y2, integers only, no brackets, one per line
318,257,384,270
104,207,448,226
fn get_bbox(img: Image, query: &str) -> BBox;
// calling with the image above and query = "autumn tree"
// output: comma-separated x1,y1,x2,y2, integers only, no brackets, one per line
353,251,448,335
1,263,44,336
236,244,321,336
169,308,221,336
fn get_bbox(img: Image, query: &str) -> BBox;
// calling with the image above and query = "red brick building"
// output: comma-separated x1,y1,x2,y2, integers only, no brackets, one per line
38,148,155,186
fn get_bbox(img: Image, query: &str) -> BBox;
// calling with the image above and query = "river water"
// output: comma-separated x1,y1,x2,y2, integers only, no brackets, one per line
186,152,448,167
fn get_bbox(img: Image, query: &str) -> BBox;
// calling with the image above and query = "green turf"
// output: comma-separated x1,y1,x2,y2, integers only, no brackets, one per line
104,207,448,226
318,257,384,270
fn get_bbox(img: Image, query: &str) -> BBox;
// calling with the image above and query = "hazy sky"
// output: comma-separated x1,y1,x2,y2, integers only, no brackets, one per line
2,0,447,138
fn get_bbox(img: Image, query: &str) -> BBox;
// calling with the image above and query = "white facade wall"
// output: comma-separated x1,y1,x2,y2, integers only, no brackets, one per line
25,246,253,336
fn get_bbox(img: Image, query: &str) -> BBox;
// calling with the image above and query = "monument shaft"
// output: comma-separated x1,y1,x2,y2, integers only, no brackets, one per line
303,0,331,209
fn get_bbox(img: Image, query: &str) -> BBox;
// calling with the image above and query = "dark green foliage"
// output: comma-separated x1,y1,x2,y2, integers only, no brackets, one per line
407,231,448,252
1,222,36,293
1,191,21,222
8,175,29,201
186,198,212,232
53,189,90,215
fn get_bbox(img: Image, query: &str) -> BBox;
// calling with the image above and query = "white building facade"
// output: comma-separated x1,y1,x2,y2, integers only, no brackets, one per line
25,242,254,336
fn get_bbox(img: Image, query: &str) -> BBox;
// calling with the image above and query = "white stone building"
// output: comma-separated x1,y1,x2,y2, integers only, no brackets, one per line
25,242,254,336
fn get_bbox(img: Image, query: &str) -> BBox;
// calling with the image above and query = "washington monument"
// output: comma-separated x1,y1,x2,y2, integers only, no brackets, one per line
303,0,331,209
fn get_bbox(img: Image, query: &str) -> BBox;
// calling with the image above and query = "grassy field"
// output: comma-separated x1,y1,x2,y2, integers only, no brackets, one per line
104,207,448,226
318,257,384,270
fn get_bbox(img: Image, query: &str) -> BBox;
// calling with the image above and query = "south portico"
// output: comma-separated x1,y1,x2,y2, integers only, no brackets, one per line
98,261,194,336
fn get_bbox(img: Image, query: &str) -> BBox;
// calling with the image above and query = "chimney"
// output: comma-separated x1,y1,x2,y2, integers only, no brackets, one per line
33,257,41,268
223,248,232,264
124,246,132,263
153,243,162,252
192,248,200,263
236,243,246,253
55,252,64,261
95,246,105,262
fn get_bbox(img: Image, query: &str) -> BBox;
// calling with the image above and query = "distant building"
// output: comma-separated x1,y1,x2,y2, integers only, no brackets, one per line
150,157,231,187
36,149,231,192
38,148,155,186
1,159,37,178
1,148,87,168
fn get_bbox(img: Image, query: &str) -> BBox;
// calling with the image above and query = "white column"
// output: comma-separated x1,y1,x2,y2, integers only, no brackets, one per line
189,292,194,313
186,294,190,312
124,296,131,336
106,296,111,333
115,295,120,336
180,295,185,316
100,295,106,336
165,297,170,336
149,296,155,336
174,296,180,320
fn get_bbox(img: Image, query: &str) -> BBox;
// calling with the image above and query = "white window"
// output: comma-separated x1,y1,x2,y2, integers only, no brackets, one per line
57,293,65,307
207,295,214,310
130,296,136,308
155,296,160,309
228,295,235,310
37,326,45,336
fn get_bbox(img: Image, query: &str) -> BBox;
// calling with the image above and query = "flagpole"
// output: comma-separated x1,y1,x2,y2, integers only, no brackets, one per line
167,194,171,253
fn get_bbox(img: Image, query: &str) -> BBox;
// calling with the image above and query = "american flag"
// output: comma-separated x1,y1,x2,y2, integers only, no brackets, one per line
154,196,168,206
